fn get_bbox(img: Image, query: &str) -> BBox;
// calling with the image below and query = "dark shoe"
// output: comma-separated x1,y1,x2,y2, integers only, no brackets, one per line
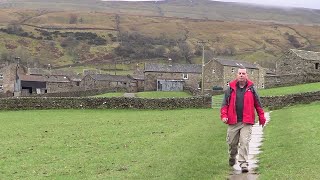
241,166,249,173
229,158,236,166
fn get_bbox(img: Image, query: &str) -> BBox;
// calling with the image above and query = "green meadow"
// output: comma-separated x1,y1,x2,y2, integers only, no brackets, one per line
258,82,320,97
2,105,320,179
1,82,320,179
258,102,320,180
212,82,320,108
0,109,229,179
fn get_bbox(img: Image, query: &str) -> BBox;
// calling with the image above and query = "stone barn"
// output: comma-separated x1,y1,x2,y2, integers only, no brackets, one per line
144,63,202,91
265,49,320,88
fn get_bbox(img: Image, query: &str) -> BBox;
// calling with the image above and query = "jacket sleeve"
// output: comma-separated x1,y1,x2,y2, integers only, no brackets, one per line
252,86,266,125
220,88,230,119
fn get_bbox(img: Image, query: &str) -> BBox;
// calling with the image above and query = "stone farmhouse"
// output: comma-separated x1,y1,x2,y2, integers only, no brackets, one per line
203,58,266,90
265,49,320,88
144,59,266,93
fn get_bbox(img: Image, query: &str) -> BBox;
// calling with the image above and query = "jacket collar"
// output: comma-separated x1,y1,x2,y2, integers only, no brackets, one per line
229,79,254,90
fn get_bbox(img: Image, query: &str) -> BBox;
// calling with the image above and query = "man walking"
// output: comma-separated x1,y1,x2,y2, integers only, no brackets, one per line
220,67,266,173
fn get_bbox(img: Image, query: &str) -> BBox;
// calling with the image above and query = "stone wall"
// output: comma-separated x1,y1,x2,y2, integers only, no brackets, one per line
47,81,82,93
0,95,212,110
261,91,320,109
29,88,124,97
265,73,320,88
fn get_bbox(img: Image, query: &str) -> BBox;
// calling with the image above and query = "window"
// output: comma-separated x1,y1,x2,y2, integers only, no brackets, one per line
227,81,230,86
316,63,319,70
231,68,235,73
0,74,3,80
212,69,215,74
76,82,80,86
261,83,264,88
0,84,3,91
182,74,188,79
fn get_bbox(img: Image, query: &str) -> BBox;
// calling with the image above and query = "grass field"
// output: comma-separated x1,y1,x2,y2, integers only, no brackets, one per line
258,102,320,179
1,89,320,179
0,108,229,179
258,82,320,97
212,82,320,109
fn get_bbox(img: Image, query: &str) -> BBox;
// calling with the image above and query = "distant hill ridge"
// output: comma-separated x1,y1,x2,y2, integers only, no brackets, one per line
4,0,320,25
1,0,320,71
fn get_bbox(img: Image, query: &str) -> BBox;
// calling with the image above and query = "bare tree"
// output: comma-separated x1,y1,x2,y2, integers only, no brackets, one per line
69,14,78,24
7,22,23,34
178,42,193,63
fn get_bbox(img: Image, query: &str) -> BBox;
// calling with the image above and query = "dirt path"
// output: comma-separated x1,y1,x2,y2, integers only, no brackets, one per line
228,112,271,180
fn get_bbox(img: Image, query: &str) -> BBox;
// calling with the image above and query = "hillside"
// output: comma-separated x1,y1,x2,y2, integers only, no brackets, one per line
0,0,320,73
3,0,320,25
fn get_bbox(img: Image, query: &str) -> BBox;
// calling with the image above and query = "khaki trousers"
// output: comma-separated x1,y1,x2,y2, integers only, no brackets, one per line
227,122,252,167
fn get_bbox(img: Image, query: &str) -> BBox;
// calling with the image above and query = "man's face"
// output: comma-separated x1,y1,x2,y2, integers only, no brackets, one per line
237,69,248,82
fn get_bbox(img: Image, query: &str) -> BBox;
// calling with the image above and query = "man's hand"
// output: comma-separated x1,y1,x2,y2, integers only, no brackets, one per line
221,117,228,124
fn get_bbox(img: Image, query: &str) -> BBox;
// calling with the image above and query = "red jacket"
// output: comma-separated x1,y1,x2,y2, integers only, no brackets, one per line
220,79,266,125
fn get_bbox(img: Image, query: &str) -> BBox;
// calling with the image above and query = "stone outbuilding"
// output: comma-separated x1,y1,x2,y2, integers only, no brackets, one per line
144,63,202,91
81,74,137,92
265,49,320,88
277,49,320,75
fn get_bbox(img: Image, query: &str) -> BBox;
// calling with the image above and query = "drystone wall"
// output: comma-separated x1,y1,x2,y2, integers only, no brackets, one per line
0,95,212,110
261,91,320,109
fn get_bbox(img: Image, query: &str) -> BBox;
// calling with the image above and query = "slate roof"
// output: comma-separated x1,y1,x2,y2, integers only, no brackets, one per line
290,49,320,61
19,74,46,82
69,75,83,82
19,74,70,83
144,63,202,73
28,68,47,75
132,74,144,80
215,58,258,69
89,74,132,82
46,75,70,83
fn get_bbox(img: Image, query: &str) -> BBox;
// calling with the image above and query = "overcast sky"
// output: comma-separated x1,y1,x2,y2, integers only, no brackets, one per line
213,0,320,9
102,0,320,10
